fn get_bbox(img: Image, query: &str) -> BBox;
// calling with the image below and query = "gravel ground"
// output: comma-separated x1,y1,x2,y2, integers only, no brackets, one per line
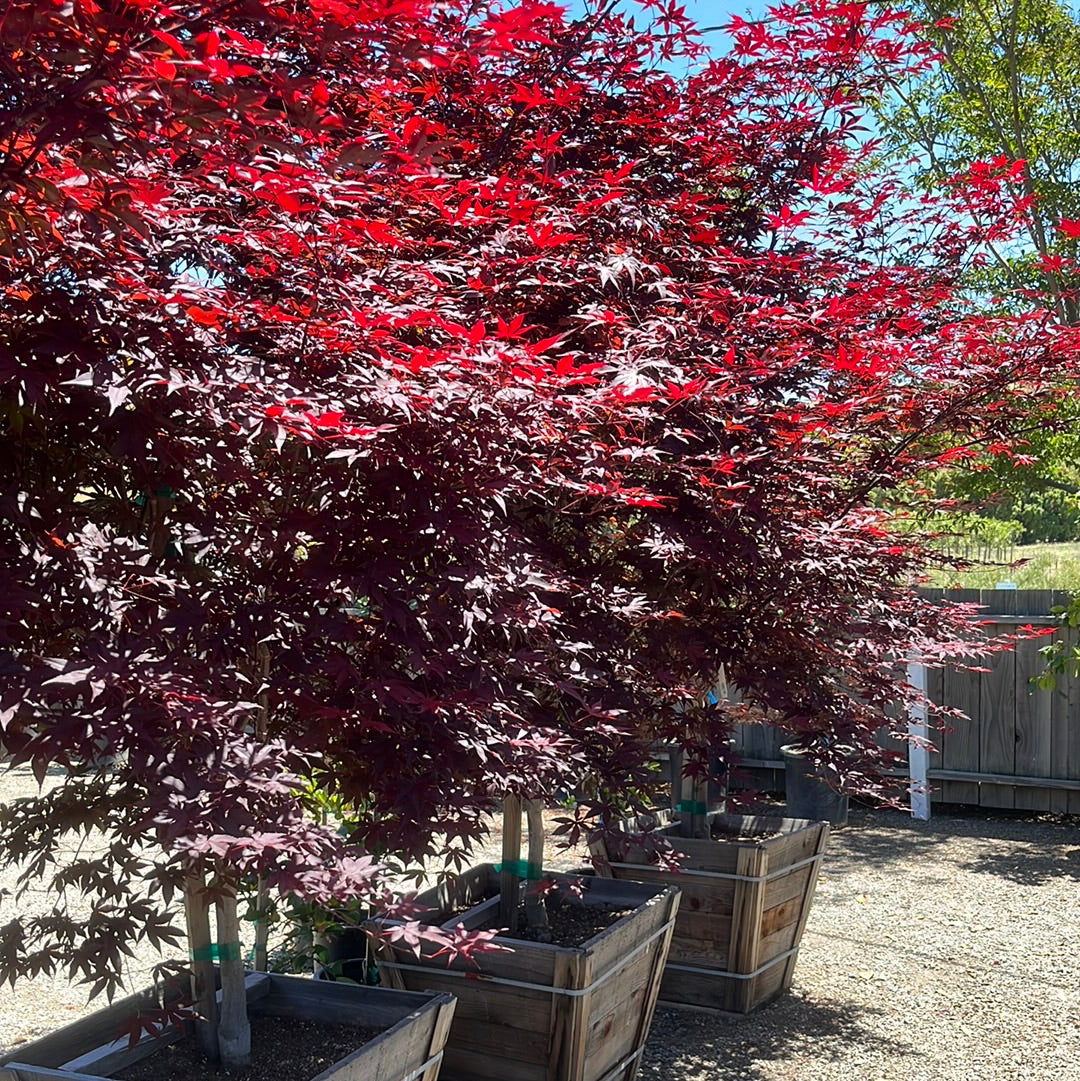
641,805,1080,1081
2,764,1078,1080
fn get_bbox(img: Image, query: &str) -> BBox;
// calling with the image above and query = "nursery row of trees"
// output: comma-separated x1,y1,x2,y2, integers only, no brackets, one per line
1,0,1078,1067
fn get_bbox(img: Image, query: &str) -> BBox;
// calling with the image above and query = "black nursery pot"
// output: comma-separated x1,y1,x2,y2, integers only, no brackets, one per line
780,744,849,827
319,925,372,984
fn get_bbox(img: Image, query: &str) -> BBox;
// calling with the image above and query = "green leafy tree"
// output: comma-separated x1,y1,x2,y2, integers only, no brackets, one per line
874,0,1080,544
878,0,1080,317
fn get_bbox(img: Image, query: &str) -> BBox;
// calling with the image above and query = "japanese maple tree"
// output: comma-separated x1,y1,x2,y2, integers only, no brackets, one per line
1,0,1074,1070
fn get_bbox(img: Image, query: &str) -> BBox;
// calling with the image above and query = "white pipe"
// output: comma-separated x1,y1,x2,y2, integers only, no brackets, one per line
907,661,930,821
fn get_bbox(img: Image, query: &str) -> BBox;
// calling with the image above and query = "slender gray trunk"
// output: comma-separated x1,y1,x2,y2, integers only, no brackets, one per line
182,872,219,1060
498,794,523,932
524,799,550,935
215,886,251,1072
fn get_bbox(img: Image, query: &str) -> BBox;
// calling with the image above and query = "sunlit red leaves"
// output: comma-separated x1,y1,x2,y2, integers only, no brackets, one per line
829,343,893,378
186,305,226,326
476,1,562,51
765,206,812,231
580,479,672,508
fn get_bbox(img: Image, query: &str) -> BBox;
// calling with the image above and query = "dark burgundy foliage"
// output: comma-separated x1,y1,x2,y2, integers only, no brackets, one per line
0,0,1072,1008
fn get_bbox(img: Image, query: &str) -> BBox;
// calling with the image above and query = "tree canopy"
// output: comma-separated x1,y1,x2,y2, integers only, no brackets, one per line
0,0,1073,1037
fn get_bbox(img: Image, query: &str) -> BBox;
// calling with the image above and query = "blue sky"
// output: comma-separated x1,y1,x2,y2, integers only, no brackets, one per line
565,0,767,29
680,0,766,28
565,0,772,66
682,0,765,62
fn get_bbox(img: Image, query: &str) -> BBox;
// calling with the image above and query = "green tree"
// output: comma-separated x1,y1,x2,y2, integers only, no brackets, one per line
875,0,1080,540
878,0,1080,320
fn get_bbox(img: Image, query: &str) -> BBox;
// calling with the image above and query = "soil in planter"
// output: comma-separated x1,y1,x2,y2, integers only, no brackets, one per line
493,898,634,945
709,821,780,842
115,1015,382,1081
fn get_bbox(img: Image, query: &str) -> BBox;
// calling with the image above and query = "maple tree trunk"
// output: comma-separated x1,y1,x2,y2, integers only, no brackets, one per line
497,797,550,935
498,794,523,932
215,885,251,1072
183,872,219,1060
252,884,269,972
678,762,709,840
252,642,271,971
524,800,550,936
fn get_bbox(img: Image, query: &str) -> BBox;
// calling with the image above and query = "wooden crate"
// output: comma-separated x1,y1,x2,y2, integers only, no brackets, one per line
373,865,679,1081
1,973,455,1081
591,811,829,1013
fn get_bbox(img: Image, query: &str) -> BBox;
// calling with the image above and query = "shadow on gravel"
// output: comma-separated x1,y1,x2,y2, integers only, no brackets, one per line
640,997,911,1081
952,839,1080,885
793,804,1080,885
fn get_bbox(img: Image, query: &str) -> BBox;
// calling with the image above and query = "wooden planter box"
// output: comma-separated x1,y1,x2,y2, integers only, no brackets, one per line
590,811,829,1013
373,865,679,1081
1,973,455,1081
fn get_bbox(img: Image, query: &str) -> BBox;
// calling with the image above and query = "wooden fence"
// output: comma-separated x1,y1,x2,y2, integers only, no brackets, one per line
731,589,1080,814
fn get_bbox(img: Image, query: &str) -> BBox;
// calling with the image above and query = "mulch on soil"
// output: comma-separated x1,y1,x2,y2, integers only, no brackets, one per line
115,1016,381,1081
494,897,634,945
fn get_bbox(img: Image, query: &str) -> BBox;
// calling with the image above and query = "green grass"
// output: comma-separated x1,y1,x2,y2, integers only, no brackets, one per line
928,541,1080,590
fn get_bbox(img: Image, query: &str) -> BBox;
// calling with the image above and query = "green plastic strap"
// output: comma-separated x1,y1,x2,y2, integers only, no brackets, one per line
494,860,543,880
190,942,242,963
676,800,708,815
134,487,175,506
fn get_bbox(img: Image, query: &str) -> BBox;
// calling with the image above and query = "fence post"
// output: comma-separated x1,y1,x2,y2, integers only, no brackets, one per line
907,660,930,821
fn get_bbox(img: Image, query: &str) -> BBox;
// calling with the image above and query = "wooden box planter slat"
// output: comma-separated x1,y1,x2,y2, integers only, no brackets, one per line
372,865,679,1081
590,811,829,1014
1,973,455,1081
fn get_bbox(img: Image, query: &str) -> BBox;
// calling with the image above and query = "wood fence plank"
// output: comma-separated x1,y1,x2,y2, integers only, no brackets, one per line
1013,588,1059,617
1013,589,1054,813
732,725,784,793
979,629,1016,809
940,663,981,804
1048,628,1073,814
730,590,1078,810
928,770,1080,790
926,664,944,781
1013,633,1053,811
1068,627,1080,816
981,588,1013,612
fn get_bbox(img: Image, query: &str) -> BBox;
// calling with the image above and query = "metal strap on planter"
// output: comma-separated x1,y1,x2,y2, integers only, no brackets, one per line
378,917,676,999
604,851,823,884
666,945,800,981
596,1045,644,1081
400,1050,444,1081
